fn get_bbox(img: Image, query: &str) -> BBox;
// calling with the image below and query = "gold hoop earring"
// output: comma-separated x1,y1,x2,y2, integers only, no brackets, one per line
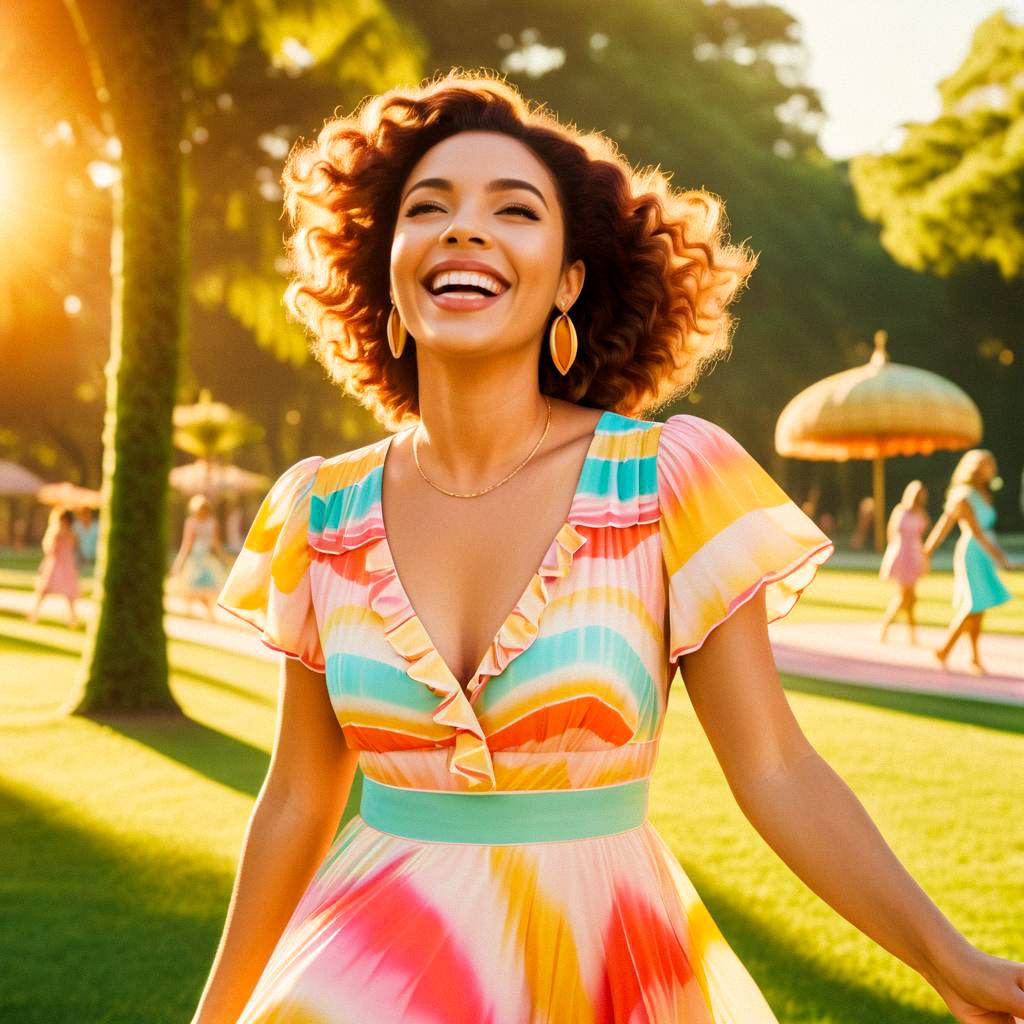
387,305,408,359
548,306,577,375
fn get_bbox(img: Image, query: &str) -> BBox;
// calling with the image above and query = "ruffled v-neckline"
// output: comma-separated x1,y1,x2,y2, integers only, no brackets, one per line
377,407,609,694
361,409,609,789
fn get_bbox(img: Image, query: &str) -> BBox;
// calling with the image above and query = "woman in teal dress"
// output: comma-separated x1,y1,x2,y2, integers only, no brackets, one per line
170,494,228,618
924,449,1017,673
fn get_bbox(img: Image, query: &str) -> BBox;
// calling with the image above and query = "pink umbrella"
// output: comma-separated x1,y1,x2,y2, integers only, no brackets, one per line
0,460,47,496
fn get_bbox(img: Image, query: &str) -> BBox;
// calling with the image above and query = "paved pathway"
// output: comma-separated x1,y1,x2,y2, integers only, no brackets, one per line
0,588,274,663
4,588,1023,707
769,620,1024,706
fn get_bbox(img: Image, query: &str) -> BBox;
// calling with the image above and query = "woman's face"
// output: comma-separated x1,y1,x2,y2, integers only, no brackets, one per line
390,131,584,360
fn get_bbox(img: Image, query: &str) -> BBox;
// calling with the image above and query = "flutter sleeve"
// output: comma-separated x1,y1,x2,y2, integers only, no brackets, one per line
218,455,326,673
657,414,833,661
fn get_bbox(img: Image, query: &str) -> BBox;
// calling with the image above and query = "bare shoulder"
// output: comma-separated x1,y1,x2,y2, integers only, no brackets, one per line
550,399,607,448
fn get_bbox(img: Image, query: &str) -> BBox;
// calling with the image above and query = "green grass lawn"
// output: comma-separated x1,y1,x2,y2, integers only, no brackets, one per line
1,618,1022,1023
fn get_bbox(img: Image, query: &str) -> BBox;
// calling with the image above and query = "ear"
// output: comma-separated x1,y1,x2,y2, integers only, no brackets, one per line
556,259,586,310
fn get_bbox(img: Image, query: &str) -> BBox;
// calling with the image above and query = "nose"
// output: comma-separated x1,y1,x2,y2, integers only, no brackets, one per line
442,218,488,247
442,224,485,245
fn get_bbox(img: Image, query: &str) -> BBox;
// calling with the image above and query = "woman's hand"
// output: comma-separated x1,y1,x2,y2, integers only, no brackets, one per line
924,942,1024,1024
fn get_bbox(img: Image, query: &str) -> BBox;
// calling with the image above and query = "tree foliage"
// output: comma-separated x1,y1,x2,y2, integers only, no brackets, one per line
851,12,1024,280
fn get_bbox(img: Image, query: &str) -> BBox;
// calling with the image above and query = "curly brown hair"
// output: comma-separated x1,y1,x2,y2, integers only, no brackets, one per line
283,69,757,430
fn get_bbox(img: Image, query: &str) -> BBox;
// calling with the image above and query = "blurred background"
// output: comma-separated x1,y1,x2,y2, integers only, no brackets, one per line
1,2,1021,1022
2,1,1022,534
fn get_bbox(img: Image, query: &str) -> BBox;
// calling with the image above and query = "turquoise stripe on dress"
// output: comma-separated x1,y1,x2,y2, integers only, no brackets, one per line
310,464,383,533
576,455,658,502
327,653,441,713
482,625,660,734
360,776,650,844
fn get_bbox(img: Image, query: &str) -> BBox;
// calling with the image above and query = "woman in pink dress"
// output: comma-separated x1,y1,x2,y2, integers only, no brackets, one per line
29,506,81,628
879,480,930,644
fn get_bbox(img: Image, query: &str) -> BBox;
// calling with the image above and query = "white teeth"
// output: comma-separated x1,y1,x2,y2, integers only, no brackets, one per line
428,269,505,295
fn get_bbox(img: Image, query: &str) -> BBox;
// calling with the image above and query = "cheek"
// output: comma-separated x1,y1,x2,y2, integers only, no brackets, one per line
389,231,425,298
509,229,564,291
389,230,414,274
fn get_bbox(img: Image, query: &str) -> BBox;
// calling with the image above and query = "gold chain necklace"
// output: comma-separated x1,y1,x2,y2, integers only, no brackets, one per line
412,397,552,498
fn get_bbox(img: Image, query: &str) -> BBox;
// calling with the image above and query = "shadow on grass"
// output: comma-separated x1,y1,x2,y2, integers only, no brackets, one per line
0,781,229,1024
0,611,277,712
782,673,1024,735
0,612,83,654
680,860,949,1024
1,631,272,797
96,714,271,799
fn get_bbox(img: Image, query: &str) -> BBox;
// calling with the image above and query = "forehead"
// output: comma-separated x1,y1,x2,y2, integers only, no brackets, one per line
404,131,558,199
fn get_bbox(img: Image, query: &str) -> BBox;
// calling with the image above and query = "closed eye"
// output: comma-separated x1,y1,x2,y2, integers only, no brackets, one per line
405,200,445,216
499,202,541,220
404,200,540,220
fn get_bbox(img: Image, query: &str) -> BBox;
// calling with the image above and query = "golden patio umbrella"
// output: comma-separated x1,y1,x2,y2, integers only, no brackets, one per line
173,389,263,460
775,330,982,551
169,459,270,499
36,482,102,508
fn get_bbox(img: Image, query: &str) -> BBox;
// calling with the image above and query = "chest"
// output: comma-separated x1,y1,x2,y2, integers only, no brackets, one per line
382,482,576,689
308,519,669,752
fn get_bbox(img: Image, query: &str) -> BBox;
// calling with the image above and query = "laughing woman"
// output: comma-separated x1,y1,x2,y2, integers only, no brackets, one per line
191,72,1024,1024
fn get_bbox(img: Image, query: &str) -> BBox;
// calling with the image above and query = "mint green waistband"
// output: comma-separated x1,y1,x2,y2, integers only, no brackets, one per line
359,777,650,845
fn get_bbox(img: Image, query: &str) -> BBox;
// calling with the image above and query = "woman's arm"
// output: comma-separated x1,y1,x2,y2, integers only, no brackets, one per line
190,657,359,1024
922,510,954,556
209,520,229,563
886,506,903,545
680,590,1024,1023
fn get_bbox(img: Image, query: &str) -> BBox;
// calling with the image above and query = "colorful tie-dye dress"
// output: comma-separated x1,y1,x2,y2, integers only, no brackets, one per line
218,411,833,1023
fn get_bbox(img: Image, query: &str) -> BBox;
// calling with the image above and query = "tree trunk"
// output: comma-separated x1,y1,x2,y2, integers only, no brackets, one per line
65,0,191,714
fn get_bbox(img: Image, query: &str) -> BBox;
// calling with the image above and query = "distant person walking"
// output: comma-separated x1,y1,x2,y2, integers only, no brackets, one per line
73,507,98,565
28,507,81,628
879,481,930,645
850,495,874,551
924,450,1016,673
223,497,246,555
170,495,227,618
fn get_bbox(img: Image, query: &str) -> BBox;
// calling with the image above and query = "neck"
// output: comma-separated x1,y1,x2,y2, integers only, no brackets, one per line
412,351,553,485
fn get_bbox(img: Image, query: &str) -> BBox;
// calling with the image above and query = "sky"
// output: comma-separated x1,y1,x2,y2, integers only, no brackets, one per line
766,1,1024,159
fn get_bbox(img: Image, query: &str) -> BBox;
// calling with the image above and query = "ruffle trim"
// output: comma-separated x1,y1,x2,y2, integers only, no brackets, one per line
668,538,834,661
217,600,328,674
472,520,588,688
356,520,588,791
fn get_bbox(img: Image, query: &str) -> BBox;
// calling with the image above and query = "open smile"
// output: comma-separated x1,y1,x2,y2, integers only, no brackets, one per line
421,262,511,312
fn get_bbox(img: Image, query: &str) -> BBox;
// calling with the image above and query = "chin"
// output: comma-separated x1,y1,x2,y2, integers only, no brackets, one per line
416,315,523,352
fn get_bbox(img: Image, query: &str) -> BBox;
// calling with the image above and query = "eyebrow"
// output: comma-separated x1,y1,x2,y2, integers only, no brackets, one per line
402,176,549,210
